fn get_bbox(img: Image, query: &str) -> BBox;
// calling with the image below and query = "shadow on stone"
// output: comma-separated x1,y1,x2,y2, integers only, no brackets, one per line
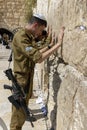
0,117,8,130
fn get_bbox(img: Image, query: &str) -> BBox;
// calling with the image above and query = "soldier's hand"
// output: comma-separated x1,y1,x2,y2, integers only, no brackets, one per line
47,25,52,42
57,26,65,45
51,32,55,44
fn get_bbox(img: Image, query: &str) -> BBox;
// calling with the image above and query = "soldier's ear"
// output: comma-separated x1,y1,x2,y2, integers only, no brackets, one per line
33,22,38,28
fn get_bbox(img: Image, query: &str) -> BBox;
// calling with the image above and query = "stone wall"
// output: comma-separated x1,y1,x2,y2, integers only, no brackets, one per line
0,0,36,31
34,0,87,130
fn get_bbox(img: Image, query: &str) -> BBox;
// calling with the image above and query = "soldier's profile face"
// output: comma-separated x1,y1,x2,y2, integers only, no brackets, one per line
35,25,45,37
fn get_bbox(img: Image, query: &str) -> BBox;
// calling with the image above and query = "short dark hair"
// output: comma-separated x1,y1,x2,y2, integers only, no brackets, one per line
29,16,47,27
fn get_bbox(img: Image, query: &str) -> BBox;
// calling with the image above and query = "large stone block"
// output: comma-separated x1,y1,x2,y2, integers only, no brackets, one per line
34,0,87,76
57,65,87,130
63,29,87,76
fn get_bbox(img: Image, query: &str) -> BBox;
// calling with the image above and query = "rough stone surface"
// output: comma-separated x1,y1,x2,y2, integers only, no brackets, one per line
34,0,87,76
34,0,87,130
0,0,36,31
57,65,87,130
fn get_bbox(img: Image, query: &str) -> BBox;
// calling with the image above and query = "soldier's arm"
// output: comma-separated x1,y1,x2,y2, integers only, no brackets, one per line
38,27,65,63
39,41,54,54
39,26,64,53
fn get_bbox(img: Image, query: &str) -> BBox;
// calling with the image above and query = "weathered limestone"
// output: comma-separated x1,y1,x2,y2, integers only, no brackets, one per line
34,0,87,76
0,0,24,30
34,0,87,130
57,64,87,130
0,0,36,31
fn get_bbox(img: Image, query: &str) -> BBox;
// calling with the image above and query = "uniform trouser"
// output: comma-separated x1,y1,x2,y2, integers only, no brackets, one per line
10,70,34,130
10,106,26,130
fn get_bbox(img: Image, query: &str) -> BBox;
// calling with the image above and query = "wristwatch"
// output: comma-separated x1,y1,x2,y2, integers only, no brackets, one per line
48,45,51,49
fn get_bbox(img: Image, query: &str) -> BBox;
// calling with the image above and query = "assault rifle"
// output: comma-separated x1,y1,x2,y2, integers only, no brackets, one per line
3,68,36,127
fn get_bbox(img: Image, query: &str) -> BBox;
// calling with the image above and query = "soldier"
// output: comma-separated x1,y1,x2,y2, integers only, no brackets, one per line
10,14,65,130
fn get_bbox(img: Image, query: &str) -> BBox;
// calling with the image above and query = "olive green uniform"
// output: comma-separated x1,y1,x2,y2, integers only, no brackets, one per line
10,28,50,130
10,29,43,130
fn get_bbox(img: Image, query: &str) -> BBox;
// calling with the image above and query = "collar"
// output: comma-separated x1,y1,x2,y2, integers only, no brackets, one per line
25,28,35,41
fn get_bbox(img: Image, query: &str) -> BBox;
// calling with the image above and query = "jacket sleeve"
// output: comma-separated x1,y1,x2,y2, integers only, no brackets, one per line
12,33,42,63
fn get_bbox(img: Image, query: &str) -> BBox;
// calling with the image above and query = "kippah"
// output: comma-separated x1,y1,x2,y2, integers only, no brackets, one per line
33,14,46,21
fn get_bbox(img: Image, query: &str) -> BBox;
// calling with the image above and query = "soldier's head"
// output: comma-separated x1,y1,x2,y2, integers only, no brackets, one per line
35,30,48,42
27,14,47,38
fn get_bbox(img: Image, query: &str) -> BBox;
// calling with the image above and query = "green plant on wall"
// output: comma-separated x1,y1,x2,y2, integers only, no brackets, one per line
25,0,37,22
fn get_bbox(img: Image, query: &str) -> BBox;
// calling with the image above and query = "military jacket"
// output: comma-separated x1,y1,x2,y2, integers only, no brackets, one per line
12,29,42,86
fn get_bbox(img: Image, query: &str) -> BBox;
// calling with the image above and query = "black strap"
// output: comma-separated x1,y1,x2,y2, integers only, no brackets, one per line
24,77,30,94
8,51,12,62
8,50,12,68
